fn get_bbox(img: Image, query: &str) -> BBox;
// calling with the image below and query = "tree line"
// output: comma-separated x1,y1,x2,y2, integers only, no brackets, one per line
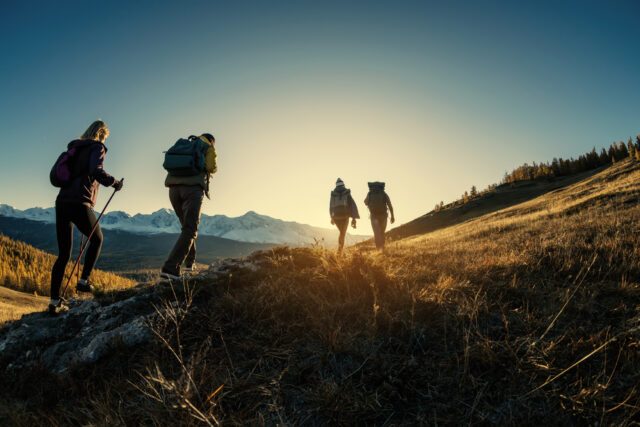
434,135,640,212
502,135,640,184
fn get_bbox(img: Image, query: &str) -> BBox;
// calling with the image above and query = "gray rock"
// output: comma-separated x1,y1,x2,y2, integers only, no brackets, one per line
0,287,161,374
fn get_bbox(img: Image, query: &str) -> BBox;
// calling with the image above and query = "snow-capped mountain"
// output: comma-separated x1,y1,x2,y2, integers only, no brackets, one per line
0,204,369,246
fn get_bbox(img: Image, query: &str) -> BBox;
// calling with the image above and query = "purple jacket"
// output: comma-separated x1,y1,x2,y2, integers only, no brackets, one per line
56,139,116,207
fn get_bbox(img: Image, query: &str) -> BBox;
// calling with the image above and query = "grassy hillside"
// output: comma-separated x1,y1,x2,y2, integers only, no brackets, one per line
2,160,639,425
387,166,606,241
0,234,135,297
0,286,48,325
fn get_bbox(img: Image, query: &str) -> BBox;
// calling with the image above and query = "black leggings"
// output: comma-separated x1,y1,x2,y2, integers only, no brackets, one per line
50,202,104,299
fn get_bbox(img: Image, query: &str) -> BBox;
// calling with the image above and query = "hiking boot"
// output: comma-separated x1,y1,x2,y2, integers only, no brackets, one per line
160,268,181,280
48,298,69,316
76,278,96,293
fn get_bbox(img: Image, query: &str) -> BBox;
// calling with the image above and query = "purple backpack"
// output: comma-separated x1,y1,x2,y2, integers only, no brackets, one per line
50,146,82,188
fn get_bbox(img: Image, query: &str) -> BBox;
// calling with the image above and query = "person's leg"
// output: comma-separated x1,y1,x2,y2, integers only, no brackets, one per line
335,218,348,252
73,205,103,280
370,217,382,249
185,241,196,267
50,203,74,300
163,186,203,273
379,215,388,250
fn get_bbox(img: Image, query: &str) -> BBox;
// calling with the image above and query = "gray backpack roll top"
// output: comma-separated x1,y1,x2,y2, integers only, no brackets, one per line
331,189,351,218
367,182,387,215
368,181,385,191
163,136,209,177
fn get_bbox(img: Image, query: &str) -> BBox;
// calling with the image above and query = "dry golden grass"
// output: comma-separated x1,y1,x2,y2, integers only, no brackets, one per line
2,160,639,425
0,286,48,325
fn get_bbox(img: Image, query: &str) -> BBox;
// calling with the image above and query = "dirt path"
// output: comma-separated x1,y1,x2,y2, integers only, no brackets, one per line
0,286,48,325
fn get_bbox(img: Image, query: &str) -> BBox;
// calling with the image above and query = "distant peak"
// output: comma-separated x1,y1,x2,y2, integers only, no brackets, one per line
152,208,174,216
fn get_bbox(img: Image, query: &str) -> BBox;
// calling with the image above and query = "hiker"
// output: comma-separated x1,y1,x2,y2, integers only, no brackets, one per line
329,178,360,254
161,133,217,279
49,120,124,314
364,182,395,251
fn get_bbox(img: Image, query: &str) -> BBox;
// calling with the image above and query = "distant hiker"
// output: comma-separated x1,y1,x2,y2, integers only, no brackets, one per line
49,120,124,314
329,178,360,254
161,133,217,279
364,182,395,251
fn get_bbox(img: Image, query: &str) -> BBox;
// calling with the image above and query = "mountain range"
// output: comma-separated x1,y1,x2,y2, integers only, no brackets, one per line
0,205,369,246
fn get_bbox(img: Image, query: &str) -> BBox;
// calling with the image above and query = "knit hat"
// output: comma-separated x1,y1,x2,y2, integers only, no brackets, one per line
336,178,345,187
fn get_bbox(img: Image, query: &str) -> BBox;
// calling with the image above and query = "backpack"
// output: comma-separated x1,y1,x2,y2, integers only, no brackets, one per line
367,182,387,215
49,145,89,188
163,136,208,177
330,189,351,218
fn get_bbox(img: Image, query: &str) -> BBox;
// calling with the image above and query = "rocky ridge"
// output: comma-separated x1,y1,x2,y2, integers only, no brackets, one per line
0,257,261,375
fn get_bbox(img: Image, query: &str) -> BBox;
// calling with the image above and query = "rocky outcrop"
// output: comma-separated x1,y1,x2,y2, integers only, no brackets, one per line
0,257,265,375
0,287,160,374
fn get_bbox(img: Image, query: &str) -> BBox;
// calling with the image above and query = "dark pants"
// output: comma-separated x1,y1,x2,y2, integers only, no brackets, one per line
50,202,104,299
370,214,388,250
334,217,349,251
163,186,203,273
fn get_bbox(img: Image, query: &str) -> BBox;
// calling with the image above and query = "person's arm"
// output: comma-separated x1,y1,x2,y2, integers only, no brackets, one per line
386,193,395,223
205,144,217,174
349,194,359,228
329,194,335,224
88,145,116,187
349,194,360,219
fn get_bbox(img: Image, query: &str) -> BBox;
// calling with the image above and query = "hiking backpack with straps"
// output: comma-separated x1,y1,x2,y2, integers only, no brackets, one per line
49,145,89,188
163,136,209,177
367,182,387,215
330,189,351,218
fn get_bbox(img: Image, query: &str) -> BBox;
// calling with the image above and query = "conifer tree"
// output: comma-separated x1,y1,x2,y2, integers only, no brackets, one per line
470,185,477,197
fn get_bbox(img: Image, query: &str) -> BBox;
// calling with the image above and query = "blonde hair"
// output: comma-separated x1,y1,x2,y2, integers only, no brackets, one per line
80,120,110,142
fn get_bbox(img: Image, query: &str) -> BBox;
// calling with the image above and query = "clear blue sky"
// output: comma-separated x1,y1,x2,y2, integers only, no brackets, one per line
1,0,638,231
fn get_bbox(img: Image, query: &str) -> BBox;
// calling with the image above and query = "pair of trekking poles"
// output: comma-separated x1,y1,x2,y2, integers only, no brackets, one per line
60,178,124,299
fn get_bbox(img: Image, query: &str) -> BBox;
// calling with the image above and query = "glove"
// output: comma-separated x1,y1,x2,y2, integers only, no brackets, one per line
390,216,395,224
113,179,124,191
351,219,357,229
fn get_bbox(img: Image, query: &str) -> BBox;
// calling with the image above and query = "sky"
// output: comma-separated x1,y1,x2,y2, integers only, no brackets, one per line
1,0,639,232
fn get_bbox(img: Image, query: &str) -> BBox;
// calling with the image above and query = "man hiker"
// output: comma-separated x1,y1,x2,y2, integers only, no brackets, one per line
329,178,360,254
364,182,395,251
161,133,217,279
49,120,124,315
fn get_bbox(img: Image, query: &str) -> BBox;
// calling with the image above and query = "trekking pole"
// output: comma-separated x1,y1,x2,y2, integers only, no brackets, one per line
76,235,86,287
61,178,124,298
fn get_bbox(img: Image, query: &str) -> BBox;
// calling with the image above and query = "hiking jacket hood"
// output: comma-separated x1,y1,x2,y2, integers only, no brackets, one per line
329,187,360,219
56,139,116,207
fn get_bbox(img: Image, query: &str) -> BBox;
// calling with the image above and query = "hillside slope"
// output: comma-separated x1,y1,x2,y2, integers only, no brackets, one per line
0,234,134,296
0,286,47,325
1,160,639,425
387,166,606,241
0,217,274,271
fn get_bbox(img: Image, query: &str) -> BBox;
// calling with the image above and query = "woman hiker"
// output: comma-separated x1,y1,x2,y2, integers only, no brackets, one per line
329,178,360,254
49,120,123,315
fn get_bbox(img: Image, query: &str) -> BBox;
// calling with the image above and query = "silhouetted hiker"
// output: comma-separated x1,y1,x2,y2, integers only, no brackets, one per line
49,120,124,315
329,178,360,254
161,133,217,279
365,182,395,251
